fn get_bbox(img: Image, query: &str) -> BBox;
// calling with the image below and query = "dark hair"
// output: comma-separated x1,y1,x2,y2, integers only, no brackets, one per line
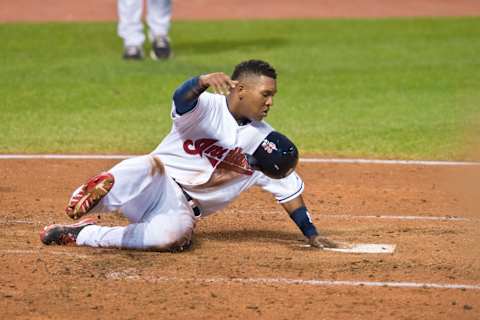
231,59,277,80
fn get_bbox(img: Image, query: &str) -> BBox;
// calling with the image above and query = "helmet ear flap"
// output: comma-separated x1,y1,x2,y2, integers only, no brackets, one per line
245,153,261,170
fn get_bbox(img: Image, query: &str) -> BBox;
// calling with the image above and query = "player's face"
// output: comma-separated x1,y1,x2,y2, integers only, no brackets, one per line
240,75,277,121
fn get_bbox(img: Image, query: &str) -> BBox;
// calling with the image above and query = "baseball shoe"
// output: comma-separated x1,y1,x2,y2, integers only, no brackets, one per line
169,239,193,253
150,36,171,60
40,217,97,246
65,172,114,220
123,46,144,60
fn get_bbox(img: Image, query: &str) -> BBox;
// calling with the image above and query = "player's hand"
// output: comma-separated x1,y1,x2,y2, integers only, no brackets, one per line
308,235,338,249
199,72,238,95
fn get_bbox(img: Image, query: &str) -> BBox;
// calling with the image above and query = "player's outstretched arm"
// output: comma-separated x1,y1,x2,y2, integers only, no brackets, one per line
172,72,238,115
281,195,338,248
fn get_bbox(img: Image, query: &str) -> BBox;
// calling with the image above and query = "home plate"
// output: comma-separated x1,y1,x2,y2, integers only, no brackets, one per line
299,243,396,254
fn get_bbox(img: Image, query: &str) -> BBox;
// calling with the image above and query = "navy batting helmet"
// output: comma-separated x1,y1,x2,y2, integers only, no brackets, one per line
246,131,299,179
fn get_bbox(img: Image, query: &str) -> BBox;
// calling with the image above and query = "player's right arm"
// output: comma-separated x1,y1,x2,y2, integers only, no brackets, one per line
281,195,337,248
173,72,238,115
255,172,338,249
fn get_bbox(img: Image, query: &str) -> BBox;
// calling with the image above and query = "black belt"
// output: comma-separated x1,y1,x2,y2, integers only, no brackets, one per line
175,181,202,217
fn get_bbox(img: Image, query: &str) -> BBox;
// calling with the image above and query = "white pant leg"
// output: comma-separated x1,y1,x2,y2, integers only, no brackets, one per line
90,155,162,221
76,210,195,250
118,0,146,47
76,155,196,251
146,0,171,39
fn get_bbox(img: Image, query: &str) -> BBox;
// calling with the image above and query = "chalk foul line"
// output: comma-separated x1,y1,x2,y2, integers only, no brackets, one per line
0,154,479,166
3,250,479,290
230,211,470,222
1,249,90,259
319,214,469,221
301,158,480,166
0,214,469,227
106,273,480,291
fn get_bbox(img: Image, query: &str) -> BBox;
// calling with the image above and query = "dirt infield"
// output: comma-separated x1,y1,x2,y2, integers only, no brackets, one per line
1,0,480,22
1,1,479,319
1,159,479,319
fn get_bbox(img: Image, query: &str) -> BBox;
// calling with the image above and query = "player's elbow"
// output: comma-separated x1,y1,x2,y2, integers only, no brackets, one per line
173,88,198,115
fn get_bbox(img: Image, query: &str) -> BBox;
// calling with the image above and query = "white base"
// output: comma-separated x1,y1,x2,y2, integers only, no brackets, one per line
300,243,396,254
326,243,396,253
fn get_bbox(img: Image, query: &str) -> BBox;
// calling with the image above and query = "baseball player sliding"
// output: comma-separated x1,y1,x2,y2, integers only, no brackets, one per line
40,60,337,251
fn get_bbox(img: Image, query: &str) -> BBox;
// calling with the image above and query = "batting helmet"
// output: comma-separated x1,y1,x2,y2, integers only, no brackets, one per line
246,131,299,179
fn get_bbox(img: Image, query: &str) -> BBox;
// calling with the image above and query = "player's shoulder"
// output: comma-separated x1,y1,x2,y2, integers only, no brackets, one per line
248,120,274,133
194,91,227,111
177,91,224,115
199,91,225,103
237,120,274,153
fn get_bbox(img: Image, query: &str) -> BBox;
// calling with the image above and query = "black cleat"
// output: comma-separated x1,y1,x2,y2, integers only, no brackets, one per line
150,36,172,60
40,217,96,246
169,239,193,253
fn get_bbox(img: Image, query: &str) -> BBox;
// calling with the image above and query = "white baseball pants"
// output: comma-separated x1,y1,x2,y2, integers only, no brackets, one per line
117,0,172,47
76,155,196,251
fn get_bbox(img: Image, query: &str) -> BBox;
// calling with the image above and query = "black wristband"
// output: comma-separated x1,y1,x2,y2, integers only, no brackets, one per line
289,206,318,238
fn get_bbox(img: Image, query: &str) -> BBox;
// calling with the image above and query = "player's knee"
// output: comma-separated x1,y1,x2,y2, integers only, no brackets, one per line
143,232,191,252
143,215,194,251
145,235,191,252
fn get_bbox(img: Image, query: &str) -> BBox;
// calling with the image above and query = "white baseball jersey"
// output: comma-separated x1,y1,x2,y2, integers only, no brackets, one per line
151,91,304,216
75,91,303,251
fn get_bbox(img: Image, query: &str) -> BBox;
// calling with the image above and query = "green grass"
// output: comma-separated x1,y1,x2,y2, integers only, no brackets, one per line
1,18,479,159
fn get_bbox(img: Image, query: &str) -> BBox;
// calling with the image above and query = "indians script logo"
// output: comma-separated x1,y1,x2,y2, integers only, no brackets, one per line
183,138,253,175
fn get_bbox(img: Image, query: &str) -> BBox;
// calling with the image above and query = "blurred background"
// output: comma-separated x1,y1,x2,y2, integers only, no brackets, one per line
0,0,479,160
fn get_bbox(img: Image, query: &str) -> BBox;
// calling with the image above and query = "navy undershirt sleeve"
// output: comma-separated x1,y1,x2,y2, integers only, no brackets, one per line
173,76,207,115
